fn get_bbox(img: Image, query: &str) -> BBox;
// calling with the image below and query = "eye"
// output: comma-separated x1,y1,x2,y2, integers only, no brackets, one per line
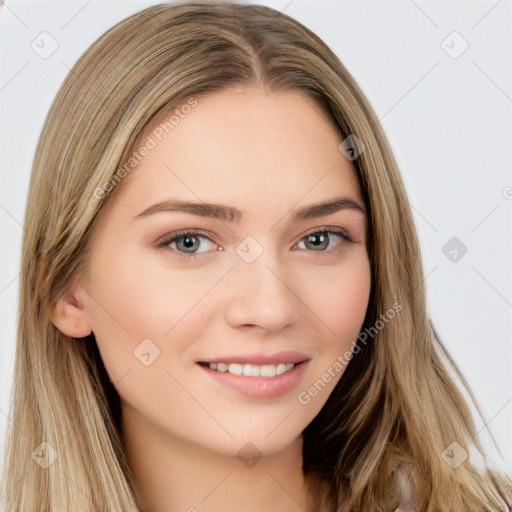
294,227,353,252
156,230,218,261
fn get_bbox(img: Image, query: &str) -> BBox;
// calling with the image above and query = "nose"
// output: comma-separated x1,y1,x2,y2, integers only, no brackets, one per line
224,253,302,333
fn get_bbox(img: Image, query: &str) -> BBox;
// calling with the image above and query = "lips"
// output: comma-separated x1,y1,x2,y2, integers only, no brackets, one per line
196,350,311,398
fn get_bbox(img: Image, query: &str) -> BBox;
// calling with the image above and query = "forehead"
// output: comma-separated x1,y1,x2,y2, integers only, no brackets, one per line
113,88,363,218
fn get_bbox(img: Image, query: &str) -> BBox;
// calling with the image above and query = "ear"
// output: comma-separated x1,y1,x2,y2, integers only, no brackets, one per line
392,465,416,512
48,284,93,338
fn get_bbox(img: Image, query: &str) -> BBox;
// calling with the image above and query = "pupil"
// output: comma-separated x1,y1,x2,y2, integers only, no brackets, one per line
181,236,197,251
307,233,328,250
310,234,325,245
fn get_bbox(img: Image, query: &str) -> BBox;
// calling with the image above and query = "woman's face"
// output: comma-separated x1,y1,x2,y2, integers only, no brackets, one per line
78,88,371,457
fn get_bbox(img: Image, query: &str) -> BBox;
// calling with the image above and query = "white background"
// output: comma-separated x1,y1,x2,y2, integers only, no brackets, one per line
1,0,511,480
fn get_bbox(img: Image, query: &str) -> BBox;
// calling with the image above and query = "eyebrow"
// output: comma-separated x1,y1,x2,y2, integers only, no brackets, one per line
133,196,366,223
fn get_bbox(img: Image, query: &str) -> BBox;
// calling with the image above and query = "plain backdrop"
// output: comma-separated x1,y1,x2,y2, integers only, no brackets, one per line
1,0,511,482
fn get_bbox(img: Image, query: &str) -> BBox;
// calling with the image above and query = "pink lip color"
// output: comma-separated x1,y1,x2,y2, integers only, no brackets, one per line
197,360,309,399
198,350,308,366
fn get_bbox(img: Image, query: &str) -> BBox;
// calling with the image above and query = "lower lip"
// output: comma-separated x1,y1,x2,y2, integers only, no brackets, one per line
197,361,309,399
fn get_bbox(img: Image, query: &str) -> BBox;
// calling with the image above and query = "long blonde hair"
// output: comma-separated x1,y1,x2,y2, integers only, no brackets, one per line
2,2,511,510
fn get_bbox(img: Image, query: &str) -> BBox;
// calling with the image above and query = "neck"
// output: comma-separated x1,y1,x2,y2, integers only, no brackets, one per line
120,404,312,512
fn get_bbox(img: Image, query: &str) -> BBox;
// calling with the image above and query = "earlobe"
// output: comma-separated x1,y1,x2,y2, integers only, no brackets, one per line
48,287,93,338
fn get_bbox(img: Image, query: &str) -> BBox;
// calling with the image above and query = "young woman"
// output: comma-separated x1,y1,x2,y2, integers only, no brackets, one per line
1,1,511,511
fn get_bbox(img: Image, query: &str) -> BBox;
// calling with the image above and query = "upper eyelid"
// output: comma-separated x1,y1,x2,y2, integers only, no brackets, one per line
154,228,218,247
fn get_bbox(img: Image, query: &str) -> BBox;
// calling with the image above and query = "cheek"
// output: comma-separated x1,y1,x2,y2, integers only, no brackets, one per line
85,247,208,334
293,254,371,409
82,248,227,377
294,252,371,346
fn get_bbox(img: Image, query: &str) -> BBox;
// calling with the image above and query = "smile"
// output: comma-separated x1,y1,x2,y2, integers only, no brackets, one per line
196,359,309,399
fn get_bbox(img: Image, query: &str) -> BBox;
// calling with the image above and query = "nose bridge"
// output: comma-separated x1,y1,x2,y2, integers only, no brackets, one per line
224,239,301,330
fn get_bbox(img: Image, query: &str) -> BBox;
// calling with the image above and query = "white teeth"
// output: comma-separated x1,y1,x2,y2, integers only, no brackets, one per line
228,363,243,375
276,363,286,375
207,362,296,377
242,364,260,377
259,364,276,377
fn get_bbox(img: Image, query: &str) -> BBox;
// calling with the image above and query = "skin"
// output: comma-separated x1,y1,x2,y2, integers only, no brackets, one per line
51,88,371,512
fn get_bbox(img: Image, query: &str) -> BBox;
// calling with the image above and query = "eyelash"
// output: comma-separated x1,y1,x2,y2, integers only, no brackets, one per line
155,226,354,262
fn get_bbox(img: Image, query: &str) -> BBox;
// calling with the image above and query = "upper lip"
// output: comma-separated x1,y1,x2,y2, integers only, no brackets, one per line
197,350,310,365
